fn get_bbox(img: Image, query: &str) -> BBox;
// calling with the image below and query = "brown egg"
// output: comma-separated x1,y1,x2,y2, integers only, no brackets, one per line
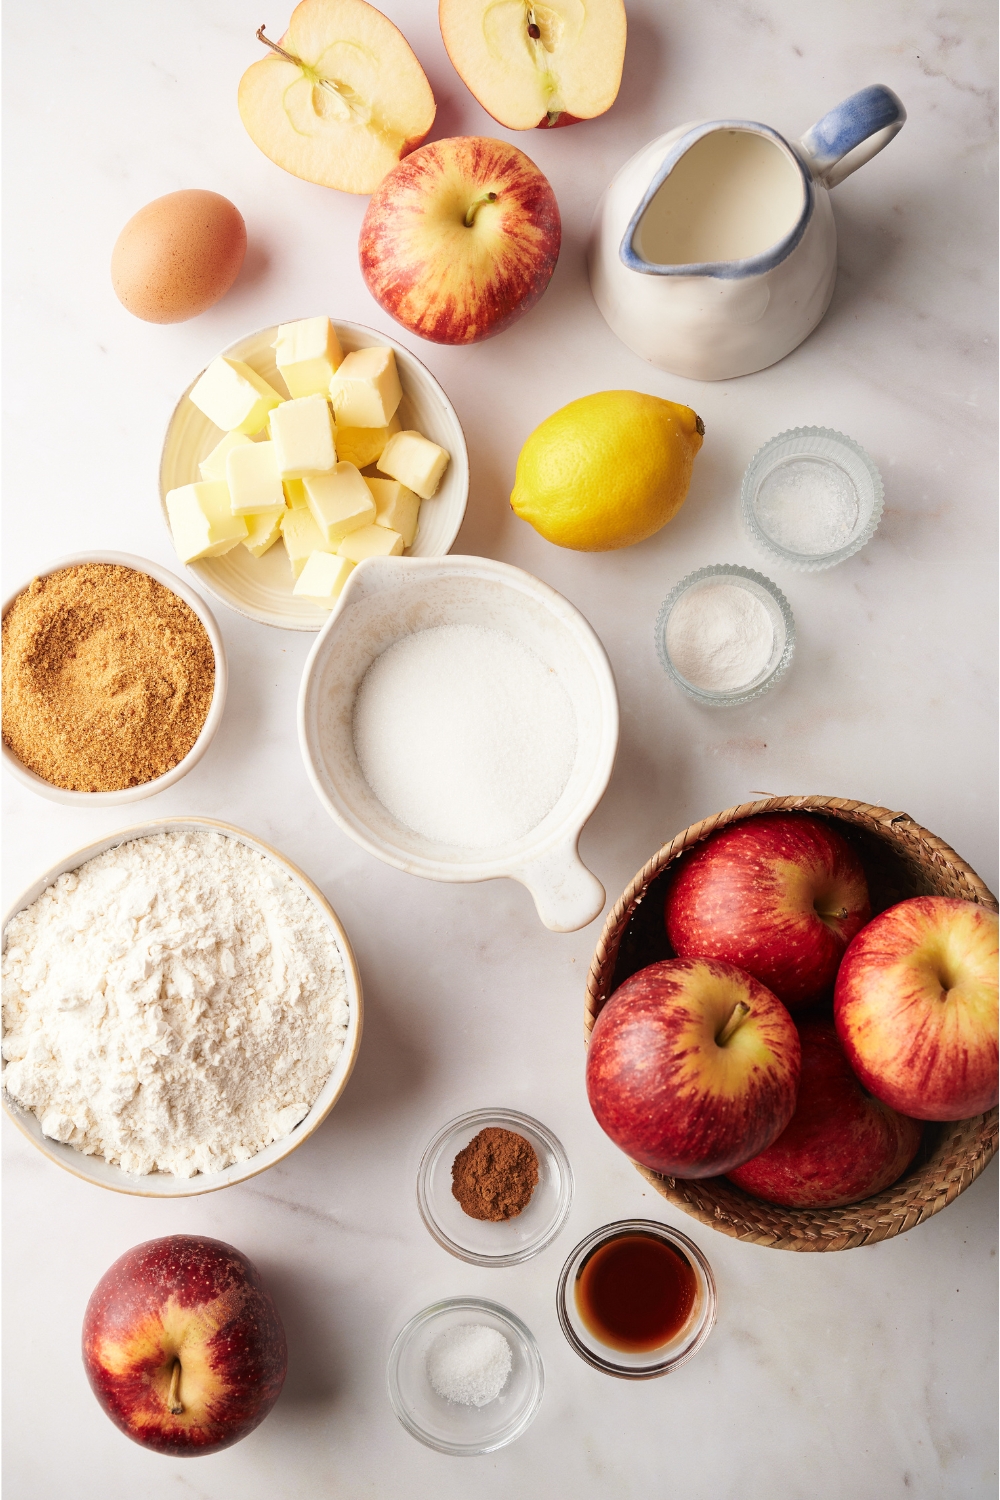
111,190,247,323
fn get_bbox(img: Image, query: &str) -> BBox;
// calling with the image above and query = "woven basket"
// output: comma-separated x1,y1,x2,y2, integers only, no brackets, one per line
584,796,998,1252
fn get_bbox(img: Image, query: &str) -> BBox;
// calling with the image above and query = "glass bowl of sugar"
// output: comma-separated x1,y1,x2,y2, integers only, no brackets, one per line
741,427,884,570
655,565,795,706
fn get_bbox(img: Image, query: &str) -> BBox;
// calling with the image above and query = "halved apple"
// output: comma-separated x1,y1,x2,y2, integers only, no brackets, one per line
439,0,626,130
239,0,436,194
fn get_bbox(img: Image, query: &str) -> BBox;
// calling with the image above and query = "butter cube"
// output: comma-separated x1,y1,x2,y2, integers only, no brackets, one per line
365,478,420,548
274,317,344,399
199,431,253,482
226,440,285,516
293,552,355,607
281,506,334,579
334,413,401,469
269,395,337,479
242,510,284,559
377,430,450,500
328,346,402,428
166,482,248,563
189,357,284,435
304,463,375,546
337,523,404,562
283,478,309,509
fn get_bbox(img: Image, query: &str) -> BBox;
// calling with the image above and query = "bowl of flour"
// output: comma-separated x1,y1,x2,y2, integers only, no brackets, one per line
1,818,362,1196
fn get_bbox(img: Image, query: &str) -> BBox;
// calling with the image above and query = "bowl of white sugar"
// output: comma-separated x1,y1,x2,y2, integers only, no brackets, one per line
1,818,362,1196
297,555,619,932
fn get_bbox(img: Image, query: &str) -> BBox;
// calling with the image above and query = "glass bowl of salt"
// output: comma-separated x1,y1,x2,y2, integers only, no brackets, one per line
655,564,795,706
741,426,884,570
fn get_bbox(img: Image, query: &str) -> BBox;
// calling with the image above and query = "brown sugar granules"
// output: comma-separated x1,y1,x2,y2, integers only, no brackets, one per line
451,1126,539,1222
2,564,215,792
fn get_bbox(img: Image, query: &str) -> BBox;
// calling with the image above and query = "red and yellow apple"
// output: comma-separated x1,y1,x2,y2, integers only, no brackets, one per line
834,896,999,1121
359,136,561,344
726,1017,923,1207
664,813,871,1009
439,0,626,130
585,957,801,1179
238,0,436,193
82,1235,286,1456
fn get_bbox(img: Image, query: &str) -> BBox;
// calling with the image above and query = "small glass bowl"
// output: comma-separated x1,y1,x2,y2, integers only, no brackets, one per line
655,564,795,706
556,1220,717,1379
741,426,884,570
386,1297,544,1455
417,1108,573,1267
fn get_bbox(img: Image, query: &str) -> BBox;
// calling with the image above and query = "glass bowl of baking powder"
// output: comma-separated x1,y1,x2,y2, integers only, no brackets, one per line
655,564,795,706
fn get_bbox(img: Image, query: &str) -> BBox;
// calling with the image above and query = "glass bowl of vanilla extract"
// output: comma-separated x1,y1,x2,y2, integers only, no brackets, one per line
556,1220,716,1378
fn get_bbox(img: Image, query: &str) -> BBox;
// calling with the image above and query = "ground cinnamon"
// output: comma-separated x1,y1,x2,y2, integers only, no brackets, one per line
451,1127,539,1221
2,564,215,792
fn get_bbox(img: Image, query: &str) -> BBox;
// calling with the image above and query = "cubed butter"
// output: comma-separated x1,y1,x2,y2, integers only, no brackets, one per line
337,523,404,562
242,510,284,559
281,506,334,579
283,478,309,509
304,463,375,546
377,429,450,500
189,357,284,435
269,395,337,479
274,316,344,398
365,477,420,548
292,552,355,607
328,346,402,428
334,412,401,469
166,482,248,563
199,430,253,482
226,440,285,516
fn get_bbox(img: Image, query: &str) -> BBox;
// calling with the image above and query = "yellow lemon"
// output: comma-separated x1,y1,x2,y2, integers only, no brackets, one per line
510,391,704,551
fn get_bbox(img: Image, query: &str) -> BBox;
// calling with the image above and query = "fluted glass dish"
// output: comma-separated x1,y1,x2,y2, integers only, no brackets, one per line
741,426,884,570
655,564,795,706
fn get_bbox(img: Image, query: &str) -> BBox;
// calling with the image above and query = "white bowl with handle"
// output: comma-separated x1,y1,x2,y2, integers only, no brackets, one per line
298,555,619,932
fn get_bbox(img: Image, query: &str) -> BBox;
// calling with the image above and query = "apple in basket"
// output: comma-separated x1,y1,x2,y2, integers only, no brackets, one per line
585,957,801,1178
83,1236,286,1456
664,813,871,1008
727,1016,924,1207
834,896,999,1121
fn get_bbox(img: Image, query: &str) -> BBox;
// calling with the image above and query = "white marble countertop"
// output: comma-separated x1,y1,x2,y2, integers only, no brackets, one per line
3,1,997,1495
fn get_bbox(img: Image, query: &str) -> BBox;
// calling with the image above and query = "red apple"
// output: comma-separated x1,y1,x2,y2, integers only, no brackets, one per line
834,896,999,1120
726,1017,923,1207
664,813,871,1009
586,957,801,1178
82,1235,286,1456
358,136,561,344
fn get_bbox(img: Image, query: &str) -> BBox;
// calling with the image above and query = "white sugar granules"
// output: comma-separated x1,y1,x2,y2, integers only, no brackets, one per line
426,1324,513,1407
755,457,859,555
1,831,348,1178
666,581,774,692
352,624,577,848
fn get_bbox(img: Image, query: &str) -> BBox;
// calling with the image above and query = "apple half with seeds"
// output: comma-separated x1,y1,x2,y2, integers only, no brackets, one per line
439,0,626,130
238,0,436,194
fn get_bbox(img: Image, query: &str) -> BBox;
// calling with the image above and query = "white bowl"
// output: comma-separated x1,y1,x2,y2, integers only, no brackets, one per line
1,817,363,1197
298,555,619,933
1,552,227,807
159,320,470,631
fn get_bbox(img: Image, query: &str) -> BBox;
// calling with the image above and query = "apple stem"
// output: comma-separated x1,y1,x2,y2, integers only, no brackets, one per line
255,25,341,99
168,1359,183,1416
464,193,498,228
716,1002,751,1047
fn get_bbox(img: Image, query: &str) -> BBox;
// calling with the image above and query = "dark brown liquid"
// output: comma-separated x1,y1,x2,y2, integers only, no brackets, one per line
575,1233,697,1353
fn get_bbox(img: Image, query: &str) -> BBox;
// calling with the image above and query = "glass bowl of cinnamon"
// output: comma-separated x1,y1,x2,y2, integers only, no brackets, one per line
416,1108,574,1267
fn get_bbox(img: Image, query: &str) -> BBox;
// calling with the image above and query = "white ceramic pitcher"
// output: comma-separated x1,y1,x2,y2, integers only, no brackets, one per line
588,84,905,381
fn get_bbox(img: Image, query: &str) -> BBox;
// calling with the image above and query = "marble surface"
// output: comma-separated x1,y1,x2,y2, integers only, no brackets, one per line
3,1,997,1495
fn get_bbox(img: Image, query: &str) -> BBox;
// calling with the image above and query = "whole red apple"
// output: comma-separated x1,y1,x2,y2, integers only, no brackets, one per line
834,896,999,1120
726,1017,923,1207
664,813,871,1008
82,1235,286,1456
359,136,561,344
586,957,801,1178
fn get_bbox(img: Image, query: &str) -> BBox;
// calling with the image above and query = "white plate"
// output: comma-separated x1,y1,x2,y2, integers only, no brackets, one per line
159,320,470,631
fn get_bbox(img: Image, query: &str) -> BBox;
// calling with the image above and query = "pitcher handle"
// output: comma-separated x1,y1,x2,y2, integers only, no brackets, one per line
798,84,905,188
516,839,605,933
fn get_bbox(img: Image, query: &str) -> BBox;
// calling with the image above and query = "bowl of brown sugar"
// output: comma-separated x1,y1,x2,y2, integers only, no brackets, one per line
417,1108,574,1267
1,552,226,805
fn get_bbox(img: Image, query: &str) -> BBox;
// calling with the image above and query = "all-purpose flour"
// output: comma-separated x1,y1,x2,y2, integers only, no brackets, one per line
1,831,349,1177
